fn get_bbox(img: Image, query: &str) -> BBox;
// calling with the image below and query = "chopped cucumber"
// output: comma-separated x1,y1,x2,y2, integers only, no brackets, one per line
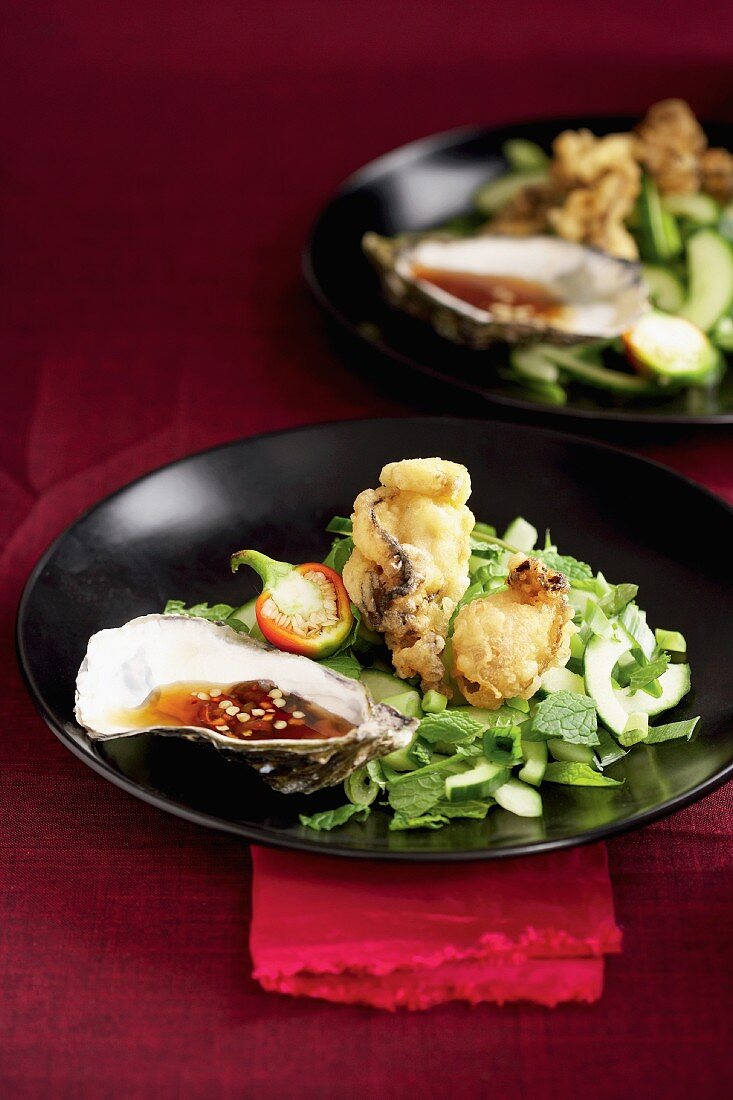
547,739,596,766
494,778,543,818
381,690,422,719
638,175,683,262
584,634,691,737
711,314,733,351
655,628,687,656
662,192,720,225
502,516,538,552
678,229,733,331
229,597,258,631
502,139,549,172
596,727,627,768
518,739,547,787
344,766,379,806
622,310,718,383
445,758,508,802
474,169,548,215
510,345,560,384
540,666,585,695
618,712,650,748
421,689,448,714
642,264,685,313
540,346,657,394
359,668,407,703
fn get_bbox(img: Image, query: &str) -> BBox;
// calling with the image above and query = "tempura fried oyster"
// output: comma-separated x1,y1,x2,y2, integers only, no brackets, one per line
452,553,575,709
342,458,474,692
635,98,706,195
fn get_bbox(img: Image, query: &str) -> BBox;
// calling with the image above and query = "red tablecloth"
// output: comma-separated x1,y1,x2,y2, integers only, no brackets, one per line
2,4,732,1096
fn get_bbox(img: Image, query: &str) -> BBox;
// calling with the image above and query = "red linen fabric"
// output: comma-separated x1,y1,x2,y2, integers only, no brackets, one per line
2,2,733,1097
250,845,621,1008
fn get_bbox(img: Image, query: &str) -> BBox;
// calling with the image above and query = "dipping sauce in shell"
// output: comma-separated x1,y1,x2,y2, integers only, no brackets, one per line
114,680,354,741
412,264,564,320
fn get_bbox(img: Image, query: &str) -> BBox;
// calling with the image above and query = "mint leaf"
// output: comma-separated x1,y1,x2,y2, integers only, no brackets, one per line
318,653,362,679
389,800,491,831
529,690,599,745
601,583,639,615
543,762,623,787
299,803,369,830
628,653,670,695
387,755,466,816
322,535,354,575
646,717,700,744
620,602,655,659
409,738,434,766
534,550,592,581
163,600,248,632
417,711,483,745
325,516,353,535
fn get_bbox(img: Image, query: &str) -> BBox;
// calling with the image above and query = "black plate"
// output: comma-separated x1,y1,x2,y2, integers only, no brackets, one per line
17,418,733,859
305,116,733,425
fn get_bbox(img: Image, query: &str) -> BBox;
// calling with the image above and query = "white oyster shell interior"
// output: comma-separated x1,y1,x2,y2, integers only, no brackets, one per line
76,614,368,741
396,234,649,338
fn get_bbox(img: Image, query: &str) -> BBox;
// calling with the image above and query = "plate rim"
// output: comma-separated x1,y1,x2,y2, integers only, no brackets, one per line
303,114,733,426
15,415,733,860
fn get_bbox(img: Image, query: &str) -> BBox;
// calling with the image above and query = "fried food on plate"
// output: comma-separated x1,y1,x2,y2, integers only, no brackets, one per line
635,98,707,195
452,553,575,709
342,457,474,692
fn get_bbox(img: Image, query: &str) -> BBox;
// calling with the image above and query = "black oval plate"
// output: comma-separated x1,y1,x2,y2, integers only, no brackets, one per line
17,418,733,859
305,116,733,425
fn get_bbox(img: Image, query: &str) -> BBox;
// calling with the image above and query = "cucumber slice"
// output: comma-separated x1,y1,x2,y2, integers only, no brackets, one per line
618,712,649,748
359,668,407,703
502,139,549,172
445,759,508,802
622,310,718,383
654,628,687,656
421,689,448,714
494,778,543,818
381,690,422,719
678,229,733,331
474,169,548,215
541,346,658,394
502,516,538,552
711,314,733,351
229,597,258,631
584,634,691,737
547,739,596,765
540,666,586,695
510,345,560,384
662,192,720,225
518,739,547,787
642,264,686,313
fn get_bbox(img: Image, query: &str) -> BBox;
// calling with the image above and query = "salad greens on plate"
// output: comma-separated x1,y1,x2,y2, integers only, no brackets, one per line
165,510,698,832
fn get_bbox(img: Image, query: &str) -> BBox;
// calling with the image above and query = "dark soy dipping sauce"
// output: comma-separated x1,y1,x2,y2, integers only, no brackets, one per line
412,264,563,319
116,680,354,741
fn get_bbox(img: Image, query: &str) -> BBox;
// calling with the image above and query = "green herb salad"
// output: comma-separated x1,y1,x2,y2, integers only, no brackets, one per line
165,510,698,832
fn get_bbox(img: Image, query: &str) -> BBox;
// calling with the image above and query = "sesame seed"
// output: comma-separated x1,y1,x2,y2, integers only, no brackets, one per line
268,689,283,699
252,708,265,717
226,706,239,716
214,723,229,731
196,692,210,701
237,713,249,723
209,688,222,698
273,720,287,730
218,700,230,709
292,710,305,719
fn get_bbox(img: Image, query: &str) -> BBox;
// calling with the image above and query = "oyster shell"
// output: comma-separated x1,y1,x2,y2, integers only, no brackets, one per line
75,614,415,794
364,231,649,347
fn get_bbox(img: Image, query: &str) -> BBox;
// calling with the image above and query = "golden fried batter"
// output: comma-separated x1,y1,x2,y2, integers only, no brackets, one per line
489,129,641,258
635,98,707,195
452,553,575,709
342,458,474,692
701,146,733,204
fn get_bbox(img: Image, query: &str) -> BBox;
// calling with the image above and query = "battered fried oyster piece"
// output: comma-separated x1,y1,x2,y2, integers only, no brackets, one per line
342,458,474,693
489,129,641,258
547,130,641,260
452,553,575,709
700,146,733,204
635,98,707,195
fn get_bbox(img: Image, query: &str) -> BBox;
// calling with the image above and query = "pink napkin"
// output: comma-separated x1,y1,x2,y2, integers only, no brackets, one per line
250,844,621,1010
